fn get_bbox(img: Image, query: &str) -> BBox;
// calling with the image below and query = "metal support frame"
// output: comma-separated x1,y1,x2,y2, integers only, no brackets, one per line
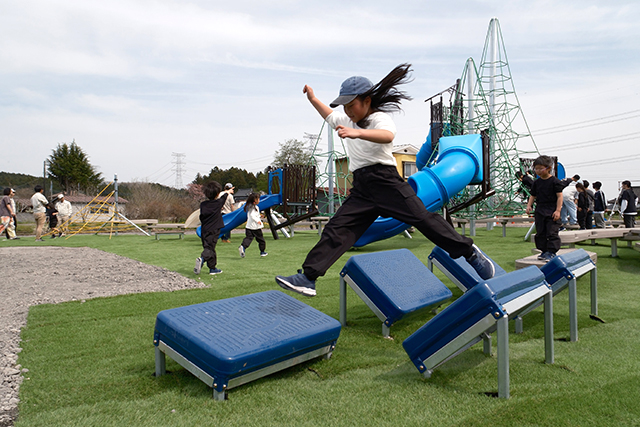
340,275,391,338
514,264,597,342
155,339,334,401
419,283,553,399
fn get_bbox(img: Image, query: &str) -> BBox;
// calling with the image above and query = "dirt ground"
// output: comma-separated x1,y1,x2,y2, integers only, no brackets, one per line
0,247,208,427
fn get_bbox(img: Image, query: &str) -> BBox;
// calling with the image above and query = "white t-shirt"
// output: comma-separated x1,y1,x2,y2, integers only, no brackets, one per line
325,111,397,172
246,205,263,230
31,192,49,214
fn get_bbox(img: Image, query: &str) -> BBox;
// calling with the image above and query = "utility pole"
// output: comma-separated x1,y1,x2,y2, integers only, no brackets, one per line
172,152,186,189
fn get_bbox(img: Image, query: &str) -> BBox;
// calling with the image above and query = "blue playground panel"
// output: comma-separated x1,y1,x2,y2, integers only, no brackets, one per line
154,290,341,400
339,249,452,337
428,246,597,341
403,266,554,398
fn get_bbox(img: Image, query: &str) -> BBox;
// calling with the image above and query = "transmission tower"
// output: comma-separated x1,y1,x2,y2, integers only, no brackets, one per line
172,152,186,189
437,18,540,218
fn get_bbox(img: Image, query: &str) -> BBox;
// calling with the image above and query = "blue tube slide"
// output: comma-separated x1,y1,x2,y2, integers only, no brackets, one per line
196,193,283,238
352,134,484,247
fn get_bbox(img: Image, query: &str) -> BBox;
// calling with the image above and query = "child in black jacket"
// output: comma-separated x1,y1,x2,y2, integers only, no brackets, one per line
194,181,227,275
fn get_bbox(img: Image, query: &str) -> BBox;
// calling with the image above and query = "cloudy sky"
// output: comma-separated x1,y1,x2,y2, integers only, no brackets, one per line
1,0,639,199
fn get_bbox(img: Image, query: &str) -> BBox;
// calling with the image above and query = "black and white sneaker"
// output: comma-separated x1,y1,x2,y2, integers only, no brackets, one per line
467,244,496,280
194,257,204,274
275,270,316,297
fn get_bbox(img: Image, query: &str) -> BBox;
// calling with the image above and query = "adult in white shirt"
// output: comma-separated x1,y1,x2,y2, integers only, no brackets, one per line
30,185,49,241
561,177,579,226
55,194,73,236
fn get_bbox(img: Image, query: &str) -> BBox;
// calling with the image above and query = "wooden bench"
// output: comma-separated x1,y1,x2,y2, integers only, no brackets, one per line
130,219,158,230
309,216,330,235
149,224,186,240
451,216,534,237
560,228,640,257
496,216,534,237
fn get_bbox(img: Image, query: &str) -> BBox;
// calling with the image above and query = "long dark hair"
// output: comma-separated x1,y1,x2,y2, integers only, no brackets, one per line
244,193,259,212
356,63,413,127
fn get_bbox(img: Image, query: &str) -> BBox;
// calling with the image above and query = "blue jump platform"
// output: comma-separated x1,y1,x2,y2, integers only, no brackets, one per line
339,249,452,337
428,246,597,342
154,290,341,400
403,266,553,398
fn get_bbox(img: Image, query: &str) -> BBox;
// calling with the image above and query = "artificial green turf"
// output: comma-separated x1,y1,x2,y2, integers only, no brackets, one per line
7,228,640,426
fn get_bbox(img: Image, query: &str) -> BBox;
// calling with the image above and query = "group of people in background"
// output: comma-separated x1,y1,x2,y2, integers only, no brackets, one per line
518,168,637,230
29,185,72,241
193,181,267,276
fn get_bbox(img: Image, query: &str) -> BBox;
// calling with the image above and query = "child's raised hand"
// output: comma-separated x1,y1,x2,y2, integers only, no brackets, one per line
303,85,315,100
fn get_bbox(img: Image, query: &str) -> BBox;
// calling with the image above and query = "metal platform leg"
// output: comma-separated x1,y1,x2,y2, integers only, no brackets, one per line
213,389,226,401
482,332,492,356
568,278,578,342
155,347,166,377
514,316,523,334
591,268,598,316
496,316,509,399
427,258,433,272
611,239,618,257
339,276,347,327
544,291,554,364
382,323,390,338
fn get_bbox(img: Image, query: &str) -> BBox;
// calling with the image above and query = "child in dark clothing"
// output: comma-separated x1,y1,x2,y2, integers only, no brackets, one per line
575,182,589,230
526,155,564,262
194,181,227,275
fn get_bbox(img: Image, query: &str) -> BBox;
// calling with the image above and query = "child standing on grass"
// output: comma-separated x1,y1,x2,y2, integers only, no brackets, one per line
194,181,227,276
275,63,494,297
526,155,564,262
239,193,268,258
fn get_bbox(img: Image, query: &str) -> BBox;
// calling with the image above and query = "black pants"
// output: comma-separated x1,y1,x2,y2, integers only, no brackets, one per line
242,228,266,252
624,214,636,228
201,228,220,269
302,164,474,281
534,211,561,254
577,208,587,230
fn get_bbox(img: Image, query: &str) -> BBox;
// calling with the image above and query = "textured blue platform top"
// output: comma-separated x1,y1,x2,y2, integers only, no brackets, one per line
154,290,341,379
540,249,594,290
429,246,506,291
340,249,452,324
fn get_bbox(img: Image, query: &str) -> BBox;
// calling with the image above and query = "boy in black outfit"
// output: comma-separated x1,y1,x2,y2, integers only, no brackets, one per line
619,180,637,228
526,155,564,262
194,181,227,275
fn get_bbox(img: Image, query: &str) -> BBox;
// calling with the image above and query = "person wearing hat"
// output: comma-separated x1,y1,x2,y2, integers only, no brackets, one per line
275,63,495,298
220,183,236,243
54,193,72,237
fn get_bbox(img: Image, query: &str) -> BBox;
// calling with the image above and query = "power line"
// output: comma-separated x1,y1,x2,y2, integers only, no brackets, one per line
564,153,640,168
534,112,640,136
537,131,640,152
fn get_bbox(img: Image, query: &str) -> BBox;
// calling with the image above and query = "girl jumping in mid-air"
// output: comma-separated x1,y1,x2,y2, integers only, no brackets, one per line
238,193,268,258
276,63,494,297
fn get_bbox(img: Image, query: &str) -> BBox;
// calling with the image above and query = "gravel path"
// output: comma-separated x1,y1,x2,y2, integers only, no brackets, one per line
0,247,208,427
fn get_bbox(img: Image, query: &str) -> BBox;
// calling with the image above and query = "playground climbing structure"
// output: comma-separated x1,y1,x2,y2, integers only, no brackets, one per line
428,18,541,219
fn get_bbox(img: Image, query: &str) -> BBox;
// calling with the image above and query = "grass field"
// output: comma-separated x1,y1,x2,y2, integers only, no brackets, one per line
6,228,640,426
